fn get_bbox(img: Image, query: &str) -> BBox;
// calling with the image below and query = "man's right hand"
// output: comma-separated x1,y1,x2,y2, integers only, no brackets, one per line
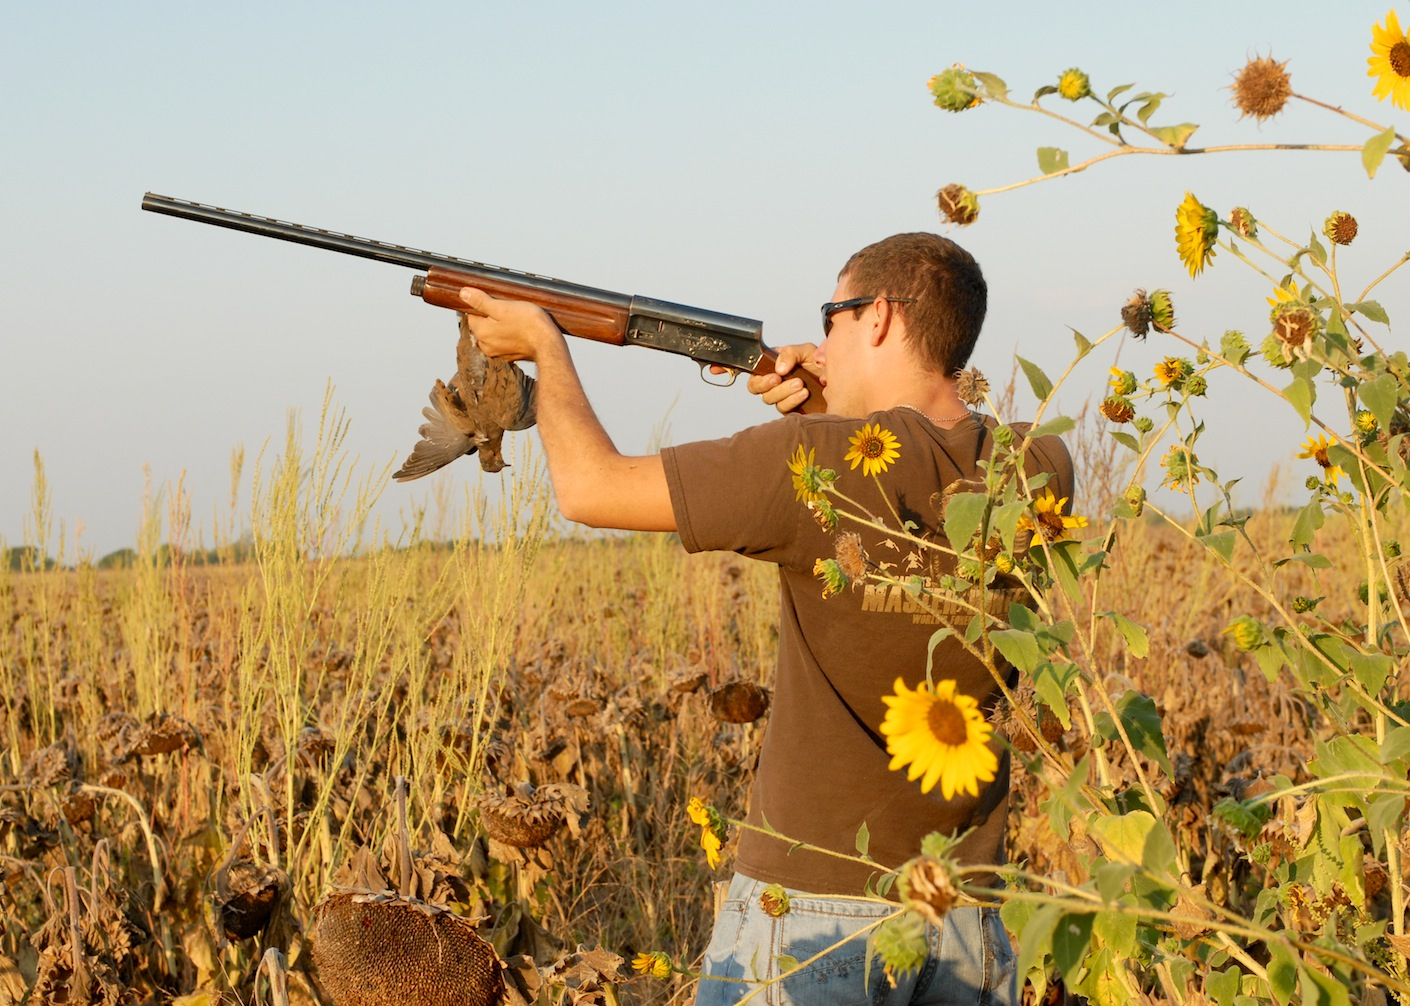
748,343,821,415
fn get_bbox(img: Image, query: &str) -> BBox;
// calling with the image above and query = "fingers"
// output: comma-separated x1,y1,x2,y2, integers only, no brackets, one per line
455,287,560,362
772,343,819,376
458,286,495,317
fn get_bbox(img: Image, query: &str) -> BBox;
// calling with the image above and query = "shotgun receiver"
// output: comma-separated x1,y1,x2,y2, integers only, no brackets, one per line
140,193,823,410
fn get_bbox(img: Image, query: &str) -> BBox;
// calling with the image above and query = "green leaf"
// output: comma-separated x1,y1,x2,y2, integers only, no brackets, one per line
1301,965,1351,1006
942,491,988,553
1363,125,1397,179
1016,356,1053,401
1110,430,1140,453
1032,661,1079,728
1351,651,1393,694
972,71,1008,100
1283,375,1315,428
1289,500,1325,550
1028,416,1076,439
1092,909,1137,958
1072,329,1091,358
1381,724,1410,766
1091,809,1156,865
990,629,1044,673
1206,966,1241,1006
1267,942,1299,1006
1348,299,1390,325
775,954,800,975
1135,94,1165,123
1033,84,1058,100
855,821,870,857
1013,902,1062,985
1037,146,1070,175
1051,913,1094,978
1102,611,1149,658
1359,373,1400,429
1093,860,1136,903
1273,552,1332,570
924,627,955,679
1306,230,1328,268
1149,122,1198,149
1198,530,1237,564
1092,691,1174,776
1106,83,1134,102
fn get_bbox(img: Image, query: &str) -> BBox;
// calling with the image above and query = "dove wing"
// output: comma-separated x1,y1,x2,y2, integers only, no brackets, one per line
392,389,478,482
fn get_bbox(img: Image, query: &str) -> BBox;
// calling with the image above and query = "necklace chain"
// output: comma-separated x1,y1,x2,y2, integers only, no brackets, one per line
896,403,972,424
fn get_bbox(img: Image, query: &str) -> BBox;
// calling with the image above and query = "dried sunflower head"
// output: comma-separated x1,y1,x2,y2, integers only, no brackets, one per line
1231,55,1292,121
937,184,979,226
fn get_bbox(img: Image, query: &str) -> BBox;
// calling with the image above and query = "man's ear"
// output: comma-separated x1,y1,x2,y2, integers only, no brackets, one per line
868,297,899,348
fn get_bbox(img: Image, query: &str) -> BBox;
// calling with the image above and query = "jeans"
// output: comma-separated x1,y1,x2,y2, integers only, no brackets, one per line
694,873,1017,1006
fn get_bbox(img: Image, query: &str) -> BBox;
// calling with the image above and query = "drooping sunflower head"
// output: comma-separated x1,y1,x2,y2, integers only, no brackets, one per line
787,444,827,504
1369,10,1410,111
1231,55,1292,121
845,423,901,477
1229,206,1258,239
1175,192,1219,277
1154,356,1192,388
1297,434,1344,486
1100,396,1136,424
1161,444,1201,492
1018,486,1089,542
632,952,674,980
1057,68,1091,101
879,677,998,800
1149,289,1176,332
928,65,982,112
937,183,980,226
1270,302,1320,363
1108,367,1137,396
1120,291,1152,339
686,797,727,870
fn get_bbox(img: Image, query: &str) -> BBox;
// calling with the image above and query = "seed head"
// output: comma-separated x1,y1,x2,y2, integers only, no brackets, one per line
759,884,791,917
1149,290,1176,332
1231,55,1292,121
834,532,868,582
901,856,960,927
954,367,990,406
1323,211,1358,246
1229,207,1258,239
1100,396,1136,424
1123,485,1146,516
1121,290,1152,339
937,184,980,226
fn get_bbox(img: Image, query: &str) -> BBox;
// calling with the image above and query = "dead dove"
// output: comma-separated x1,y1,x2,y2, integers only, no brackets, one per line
393,312,537,480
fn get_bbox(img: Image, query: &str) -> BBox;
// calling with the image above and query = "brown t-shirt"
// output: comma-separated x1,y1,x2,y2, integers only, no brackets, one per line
661,407,1074,896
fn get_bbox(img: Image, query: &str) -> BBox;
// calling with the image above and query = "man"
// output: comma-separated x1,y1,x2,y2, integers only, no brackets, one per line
459,232,1073,1006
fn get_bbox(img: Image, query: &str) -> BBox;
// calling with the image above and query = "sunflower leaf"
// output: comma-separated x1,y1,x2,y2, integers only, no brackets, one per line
854,822,870,857
1148,122,1198,150
1106,83,1135,102
1050,913,1095,978
989,629,1044,674
1033,84,1058,101
972,71,1007,100
1349,299,1390,325
1282,375,1315,428
942,491,988,555
1306,230,1328,268
1134,93,1167,123
1028,416,1075,439
1016,356,1053,401
1036,146,1070,175
1109,430,1140,453
1101,611,1149,659
1071,328,1091,359
1359,373,1400,429
1362,125,1397,179
1092,691,1173,776
1289,499,1325,551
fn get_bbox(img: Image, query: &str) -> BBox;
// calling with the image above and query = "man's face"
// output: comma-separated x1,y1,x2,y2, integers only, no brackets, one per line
814,277,866,416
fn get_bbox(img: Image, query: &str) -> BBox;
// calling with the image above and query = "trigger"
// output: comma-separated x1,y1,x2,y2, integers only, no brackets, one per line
700,363,739,388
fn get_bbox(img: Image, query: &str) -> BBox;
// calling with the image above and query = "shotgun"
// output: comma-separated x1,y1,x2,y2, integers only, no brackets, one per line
140,193,824,411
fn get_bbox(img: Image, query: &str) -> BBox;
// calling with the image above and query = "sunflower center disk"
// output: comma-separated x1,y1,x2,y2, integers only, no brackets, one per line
927,699,970,746
1392,41,1410,77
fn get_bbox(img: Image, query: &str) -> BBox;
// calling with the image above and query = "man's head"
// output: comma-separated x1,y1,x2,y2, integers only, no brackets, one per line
836,233,987,375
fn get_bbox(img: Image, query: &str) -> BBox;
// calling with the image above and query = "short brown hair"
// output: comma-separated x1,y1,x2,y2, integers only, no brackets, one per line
839,233,987,374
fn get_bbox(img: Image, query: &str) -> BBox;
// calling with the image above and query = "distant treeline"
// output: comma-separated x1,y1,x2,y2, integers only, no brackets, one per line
4,543,257,572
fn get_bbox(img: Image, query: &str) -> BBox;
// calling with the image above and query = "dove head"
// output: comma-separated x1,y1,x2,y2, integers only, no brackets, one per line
477,440,508,473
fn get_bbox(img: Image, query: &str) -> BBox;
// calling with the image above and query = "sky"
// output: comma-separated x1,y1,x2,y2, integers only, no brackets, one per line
2,1,1405,559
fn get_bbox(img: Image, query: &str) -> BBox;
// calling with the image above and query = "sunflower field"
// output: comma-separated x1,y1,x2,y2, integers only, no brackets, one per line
3,11,1410,1006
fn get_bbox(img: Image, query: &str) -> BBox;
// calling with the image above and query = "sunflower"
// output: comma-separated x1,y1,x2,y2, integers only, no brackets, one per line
1175,192,1219,277
1108,367,1137,396
1017,486,1089,542
1057,68,1091,101
880,678,998,800
845,423,901,476
787,444,825,504
1369,9,1410,110
1153,357,1191,388
686,797,726,870
1161,444,1201,492
1297,434,1345,486
631,952,673,980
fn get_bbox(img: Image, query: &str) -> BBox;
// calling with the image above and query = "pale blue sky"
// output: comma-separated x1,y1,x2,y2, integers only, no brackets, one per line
2,1,1404,557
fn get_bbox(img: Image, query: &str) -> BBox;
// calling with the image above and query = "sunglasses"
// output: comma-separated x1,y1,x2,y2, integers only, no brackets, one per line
820,296,916,336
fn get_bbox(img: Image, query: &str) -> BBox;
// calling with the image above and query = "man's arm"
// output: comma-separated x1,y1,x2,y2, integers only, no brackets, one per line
458,287,677,532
